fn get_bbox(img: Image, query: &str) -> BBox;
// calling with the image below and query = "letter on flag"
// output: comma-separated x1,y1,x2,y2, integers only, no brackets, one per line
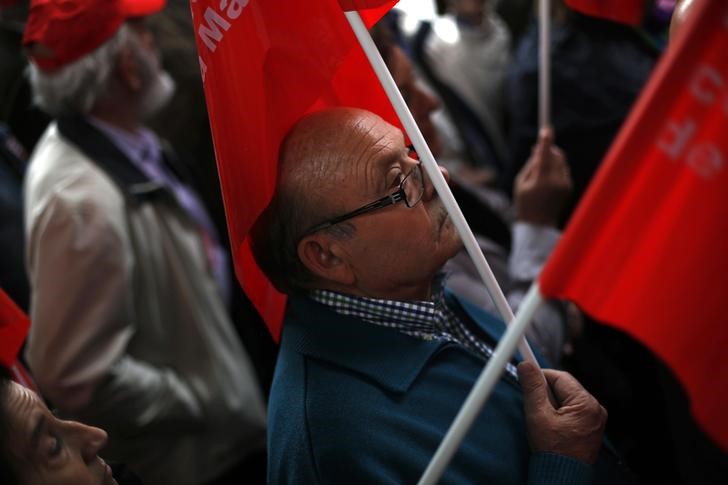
564,0,646,26
189,0,398,338
539,0,728,451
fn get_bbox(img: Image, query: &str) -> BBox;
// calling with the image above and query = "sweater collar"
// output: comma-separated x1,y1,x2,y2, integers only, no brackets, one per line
281,290,510,394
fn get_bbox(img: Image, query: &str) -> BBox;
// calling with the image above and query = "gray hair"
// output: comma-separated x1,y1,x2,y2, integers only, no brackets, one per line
27,24,132,117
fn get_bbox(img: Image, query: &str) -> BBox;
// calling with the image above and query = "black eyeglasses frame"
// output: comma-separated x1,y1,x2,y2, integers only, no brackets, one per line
302,146,424,237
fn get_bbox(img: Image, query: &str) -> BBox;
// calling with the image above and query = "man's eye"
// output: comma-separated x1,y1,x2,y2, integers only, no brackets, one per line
407,147,419,161
49,435,63,457
390,172,404,188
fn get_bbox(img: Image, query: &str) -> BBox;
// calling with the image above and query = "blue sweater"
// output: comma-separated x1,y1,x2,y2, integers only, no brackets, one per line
267,291,594,484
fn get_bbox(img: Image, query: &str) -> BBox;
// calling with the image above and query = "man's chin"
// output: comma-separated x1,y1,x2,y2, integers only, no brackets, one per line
439,216,463,255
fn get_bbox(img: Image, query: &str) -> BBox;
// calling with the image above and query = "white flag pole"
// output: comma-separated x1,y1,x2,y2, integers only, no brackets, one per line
539,0,552,129
416,1,556,477
344,10,540,367
418,283,545,485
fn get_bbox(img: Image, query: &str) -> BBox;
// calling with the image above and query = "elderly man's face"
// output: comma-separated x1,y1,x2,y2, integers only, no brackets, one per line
321,111,461,300
4,382,117,485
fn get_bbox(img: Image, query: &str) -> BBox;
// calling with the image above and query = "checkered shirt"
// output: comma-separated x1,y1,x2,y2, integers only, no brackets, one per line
310,286,518,379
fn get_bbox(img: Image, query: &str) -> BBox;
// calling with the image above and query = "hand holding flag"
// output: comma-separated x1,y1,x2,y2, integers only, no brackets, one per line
513,127,572,227
422,1,728,479
518,361,607,465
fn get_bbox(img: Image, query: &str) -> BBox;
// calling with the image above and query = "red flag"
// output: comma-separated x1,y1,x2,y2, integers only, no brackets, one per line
564,0,646,26
0,288,30,368
540,0,728,451
190,0,397,339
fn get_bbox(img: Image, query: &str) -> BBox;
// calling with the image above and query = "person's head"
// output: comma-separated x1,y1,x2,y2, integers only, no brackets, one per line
449,0,488,27
23,0,173,119
0,369,116,485
370,21,442,156
251,108,462,300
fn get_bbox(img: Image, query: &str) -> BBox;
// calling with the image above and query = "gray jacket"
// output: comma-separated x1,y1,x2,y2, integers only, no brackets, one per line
24,118,266,485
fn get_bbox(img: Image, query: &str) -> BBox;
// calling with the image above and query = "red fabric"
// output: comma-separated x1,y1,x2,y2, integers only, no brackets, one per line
564,0,645,26
190,0,398,340
23,0,165,71
340,0,393,25
9,361,39,393
0,289,29,368
540,0,728,452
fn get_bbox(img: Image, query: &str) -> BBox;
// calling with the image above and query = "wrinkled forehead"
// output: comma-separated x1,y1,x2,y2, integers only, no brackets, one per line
281,108,407,198
5,382,44,451
344,113,407,184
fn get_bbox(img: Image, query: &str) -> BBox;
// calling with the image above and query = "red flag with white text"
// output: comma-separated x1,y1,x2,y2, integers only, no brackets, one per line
564,0,646,26
540,0,728,451
189,0,398,339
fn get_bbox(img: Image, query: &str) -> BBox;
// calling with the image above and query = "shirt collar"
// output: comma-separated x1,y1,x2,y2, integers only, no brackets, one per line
87,117,161,170
310,289,436,328
310,276,450,336
309,279,520,380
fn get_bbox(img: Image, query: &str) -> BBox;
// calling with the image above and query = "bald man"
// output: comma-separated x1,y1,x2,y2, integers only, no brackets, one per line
252,107,631,484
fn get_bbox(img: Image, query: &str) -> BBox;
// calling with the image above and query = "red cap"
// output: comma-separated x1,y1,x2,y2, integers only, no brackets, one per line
23,0,166,72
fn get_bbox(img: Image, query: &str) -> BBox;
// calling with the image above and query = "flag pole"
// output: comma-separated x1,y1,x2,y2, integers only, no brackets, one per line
344,10,540,368
539,0,551,129
418,283,545,484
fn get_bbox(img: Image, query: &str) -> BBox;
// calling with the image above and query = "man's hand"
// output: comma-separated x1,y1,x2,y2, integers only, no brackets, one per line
513,128,572,226
518,361,607,464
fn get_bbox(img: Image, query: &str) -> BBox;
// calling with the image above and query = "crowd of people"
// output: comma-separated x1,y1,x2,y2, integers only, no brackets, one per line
0,0,725,484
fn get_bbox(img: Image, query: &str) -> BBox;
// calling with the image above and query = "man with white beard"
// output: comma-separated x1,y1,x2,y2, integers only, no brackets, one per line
21,1,267,484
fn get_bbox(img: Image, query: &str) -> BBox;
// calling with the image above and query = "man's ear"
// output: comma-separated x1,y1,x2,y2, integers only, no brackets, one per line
298,234,355,287
117,47,142,92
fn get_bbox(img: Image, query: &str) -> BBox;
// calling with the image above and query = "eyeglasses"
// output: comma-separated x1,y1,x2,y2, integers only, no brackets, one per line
303,145,425,236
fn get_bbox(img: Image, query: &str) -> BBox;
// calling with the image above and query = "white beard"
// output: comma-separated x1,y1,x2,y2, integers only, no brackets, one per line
137,69,176,120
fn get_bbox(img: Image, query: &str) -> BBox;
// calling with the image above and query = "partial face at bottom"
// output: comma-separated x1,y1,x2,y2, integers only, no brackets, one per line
4,382,117,485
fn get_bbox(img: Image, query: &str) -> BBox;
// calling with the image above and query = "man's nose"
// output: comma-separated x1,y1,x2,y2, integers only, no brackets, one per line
422,165,450,202
65,421,109,462
413,83,440,117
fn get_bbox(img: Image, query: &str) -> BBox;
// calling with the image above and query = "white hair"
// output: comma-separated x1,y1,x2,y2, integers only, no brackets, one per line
27,24,132,117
